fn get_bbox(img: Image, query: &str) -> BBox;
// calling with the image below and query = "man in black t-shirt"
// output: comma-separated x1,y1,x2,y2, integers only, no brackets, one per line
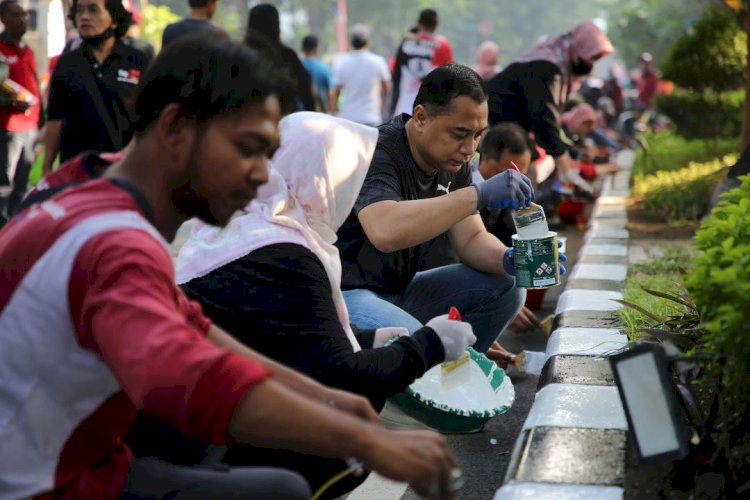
337,64,535,356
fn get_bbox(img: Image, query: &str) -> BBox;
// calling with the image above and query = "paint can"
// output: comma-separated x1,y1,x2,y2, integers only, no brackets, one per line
511,231,560,289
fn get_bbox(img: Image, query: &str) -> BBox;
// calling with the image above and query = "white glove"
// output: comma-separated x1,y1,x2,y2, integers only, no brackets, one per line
425,314,477,361
373,327,410,348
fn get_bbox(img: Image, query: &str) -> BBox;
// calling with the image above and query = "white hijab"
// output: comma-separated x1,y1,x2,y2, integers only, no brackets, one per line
175,112,378,351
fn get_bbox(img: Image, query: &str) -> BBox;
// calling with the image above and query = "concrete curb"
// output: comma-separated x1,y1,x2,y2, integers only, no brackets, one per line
495,159,634,499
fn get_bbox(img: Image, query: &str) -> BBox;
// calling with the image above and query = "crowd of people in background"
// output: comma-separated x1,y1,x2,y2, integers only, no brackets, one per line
0,1,667,498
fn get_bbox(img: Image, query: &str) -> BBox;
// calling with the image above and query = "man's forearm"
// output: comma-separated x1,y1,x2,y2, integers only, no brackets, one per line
359,186,479,253
455,229,508,274
228,378,373,456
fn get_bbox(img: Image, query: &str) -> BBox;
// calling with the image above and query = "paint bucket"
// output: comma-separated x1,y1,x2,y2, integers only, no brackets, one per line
511,231,560,289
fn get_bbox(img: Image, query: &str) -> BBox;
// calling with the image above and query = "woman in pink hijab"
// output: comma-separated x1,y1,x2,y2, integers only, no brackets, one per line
473,41,501,80
486,21,614,199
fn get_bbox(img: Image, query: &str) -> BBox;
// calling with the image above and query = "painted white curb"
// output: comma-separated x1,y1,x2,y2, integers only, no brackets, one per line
579,244,628,257
495,482,623,499
546,328,628,359
569,264,627,282
522,384,627,431
555,289,623,314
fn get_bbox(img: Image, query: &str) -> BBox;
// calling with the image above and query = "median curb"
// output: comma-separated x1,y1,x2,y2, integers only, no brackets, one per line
494,158,633,499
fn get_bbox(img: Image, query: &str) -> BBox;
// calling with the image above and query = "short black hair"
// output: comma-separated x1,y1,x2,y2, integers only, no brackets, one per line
413,63,487,116
479,122,532,160
418,8,438,29
188,0,212,8
0,0,20,18
68,0,132,39
246,3,280,42
133,36,291,136
302,34,318,53
350,25,368,50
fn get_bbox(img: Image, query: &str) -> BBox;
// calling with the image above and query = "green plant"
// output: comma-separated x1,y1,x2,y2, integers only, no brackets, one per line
686,174,750,396
618,247,703,344
634,131,739,178
632,154,736,221
686,173,750,485
141,5,180,53
661,7,747,93
655,90,744,141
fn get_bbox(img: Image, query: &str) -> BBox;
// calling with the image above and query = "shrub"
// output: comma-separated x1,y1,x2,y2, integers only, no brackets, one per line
655,90,744,140
634,131,739,178
660,7,747,93
632,155,736,221
686,174,750,396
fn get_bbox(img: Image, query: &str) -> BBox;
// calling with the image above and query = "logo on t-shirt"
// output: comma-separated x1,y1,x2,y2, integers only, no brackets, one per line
437,181,452,194
117,68,141,85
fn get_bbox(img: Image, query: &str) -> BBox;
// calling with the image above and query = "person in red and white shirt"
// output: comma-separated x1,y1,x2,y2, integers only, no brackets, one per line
0,36,461,500
390,8,453,117
0,0,40,220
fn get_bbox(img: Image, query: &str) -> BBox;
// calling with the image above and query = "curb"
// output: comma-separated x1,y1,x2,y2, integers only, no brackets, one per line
495,156,633,499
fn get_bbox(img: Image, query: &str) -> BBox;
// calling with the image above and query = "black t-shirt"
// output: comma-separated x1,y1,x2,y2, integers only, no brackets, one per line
161,18,222,47
180,243,444,409
47,41,151,162
486,60,567,158
337,114,473,293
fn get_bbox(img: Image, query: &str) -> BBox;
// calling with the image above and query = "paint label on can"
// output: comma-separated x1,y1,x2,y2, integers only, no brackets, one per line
512,208,546,229
512,232,560,289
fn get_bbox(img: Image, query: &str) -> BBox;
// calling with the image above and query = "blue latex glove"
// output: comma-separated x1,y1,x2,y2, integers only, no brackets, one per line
503,248,516,276
504,241,568,276
474,170,534,211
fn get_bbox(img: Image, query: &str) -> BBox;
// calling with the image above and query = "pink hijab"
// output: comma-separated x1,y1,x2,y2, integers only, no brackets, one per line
473,41,501,80
515,21,613,79
561,103,597,135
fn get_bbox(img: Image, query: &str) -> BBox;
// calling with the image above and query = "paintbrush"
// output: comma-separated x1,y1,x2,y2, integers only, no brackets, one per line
440,306,471,389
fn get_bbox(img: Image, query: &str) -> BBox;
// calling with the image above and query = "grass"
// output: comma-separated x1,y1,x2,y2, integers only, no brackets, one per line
634,131,739,178
620,246,695,340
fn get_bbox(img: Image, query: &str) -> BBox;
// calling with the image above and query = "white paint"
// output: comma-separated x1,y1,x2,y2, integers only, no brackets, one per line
495,482,623,500
592,205,627,219
346,472,409,500
580,244,628,257
614,149,636,170
600,187,630,197
555,289,623,314
522,384,628,430
408,360,514,414
546,328,628,359
569,264,627,282
520,351,547,375
585,226,629,240
596,195,628,206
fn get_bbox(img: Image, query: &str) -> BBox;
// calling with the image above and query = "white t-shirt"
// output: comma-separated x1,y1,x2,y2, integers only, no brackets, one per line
333,50,391,126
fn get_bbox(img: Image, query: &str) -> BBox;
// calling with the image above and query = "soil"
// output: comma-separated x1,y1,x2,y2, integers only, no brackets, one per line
626,198,697,266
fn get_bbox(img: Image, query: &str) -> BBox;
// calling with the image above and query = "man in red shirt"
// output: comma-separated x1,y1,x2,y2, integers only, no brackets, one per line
0,37,461,499
0,0,40,220
390,8,453,117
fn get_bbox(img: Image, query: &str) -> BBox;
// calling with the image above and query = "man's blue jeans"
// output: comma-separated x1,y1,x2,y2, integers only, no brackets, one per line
344,264,525,353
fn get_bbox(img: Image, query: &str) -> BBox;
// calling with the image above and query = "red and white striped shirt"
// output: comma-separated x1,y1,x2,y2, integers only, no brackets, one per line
0,179,270,499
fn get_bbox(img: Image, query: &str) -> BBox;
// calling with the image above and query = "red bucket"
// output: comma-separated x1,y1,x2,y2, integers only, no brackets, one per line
557,199,586,225
525,288,547,310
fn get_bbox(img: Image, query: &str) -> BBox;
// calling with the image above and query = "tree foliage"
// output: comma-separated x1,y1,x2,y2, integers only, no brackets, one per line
661,7,747,93
605,0,714,68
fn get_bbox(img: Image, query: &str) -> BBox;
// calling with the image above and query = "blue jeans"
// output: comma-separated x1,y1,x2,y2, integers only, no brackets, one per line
344,264,526,353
